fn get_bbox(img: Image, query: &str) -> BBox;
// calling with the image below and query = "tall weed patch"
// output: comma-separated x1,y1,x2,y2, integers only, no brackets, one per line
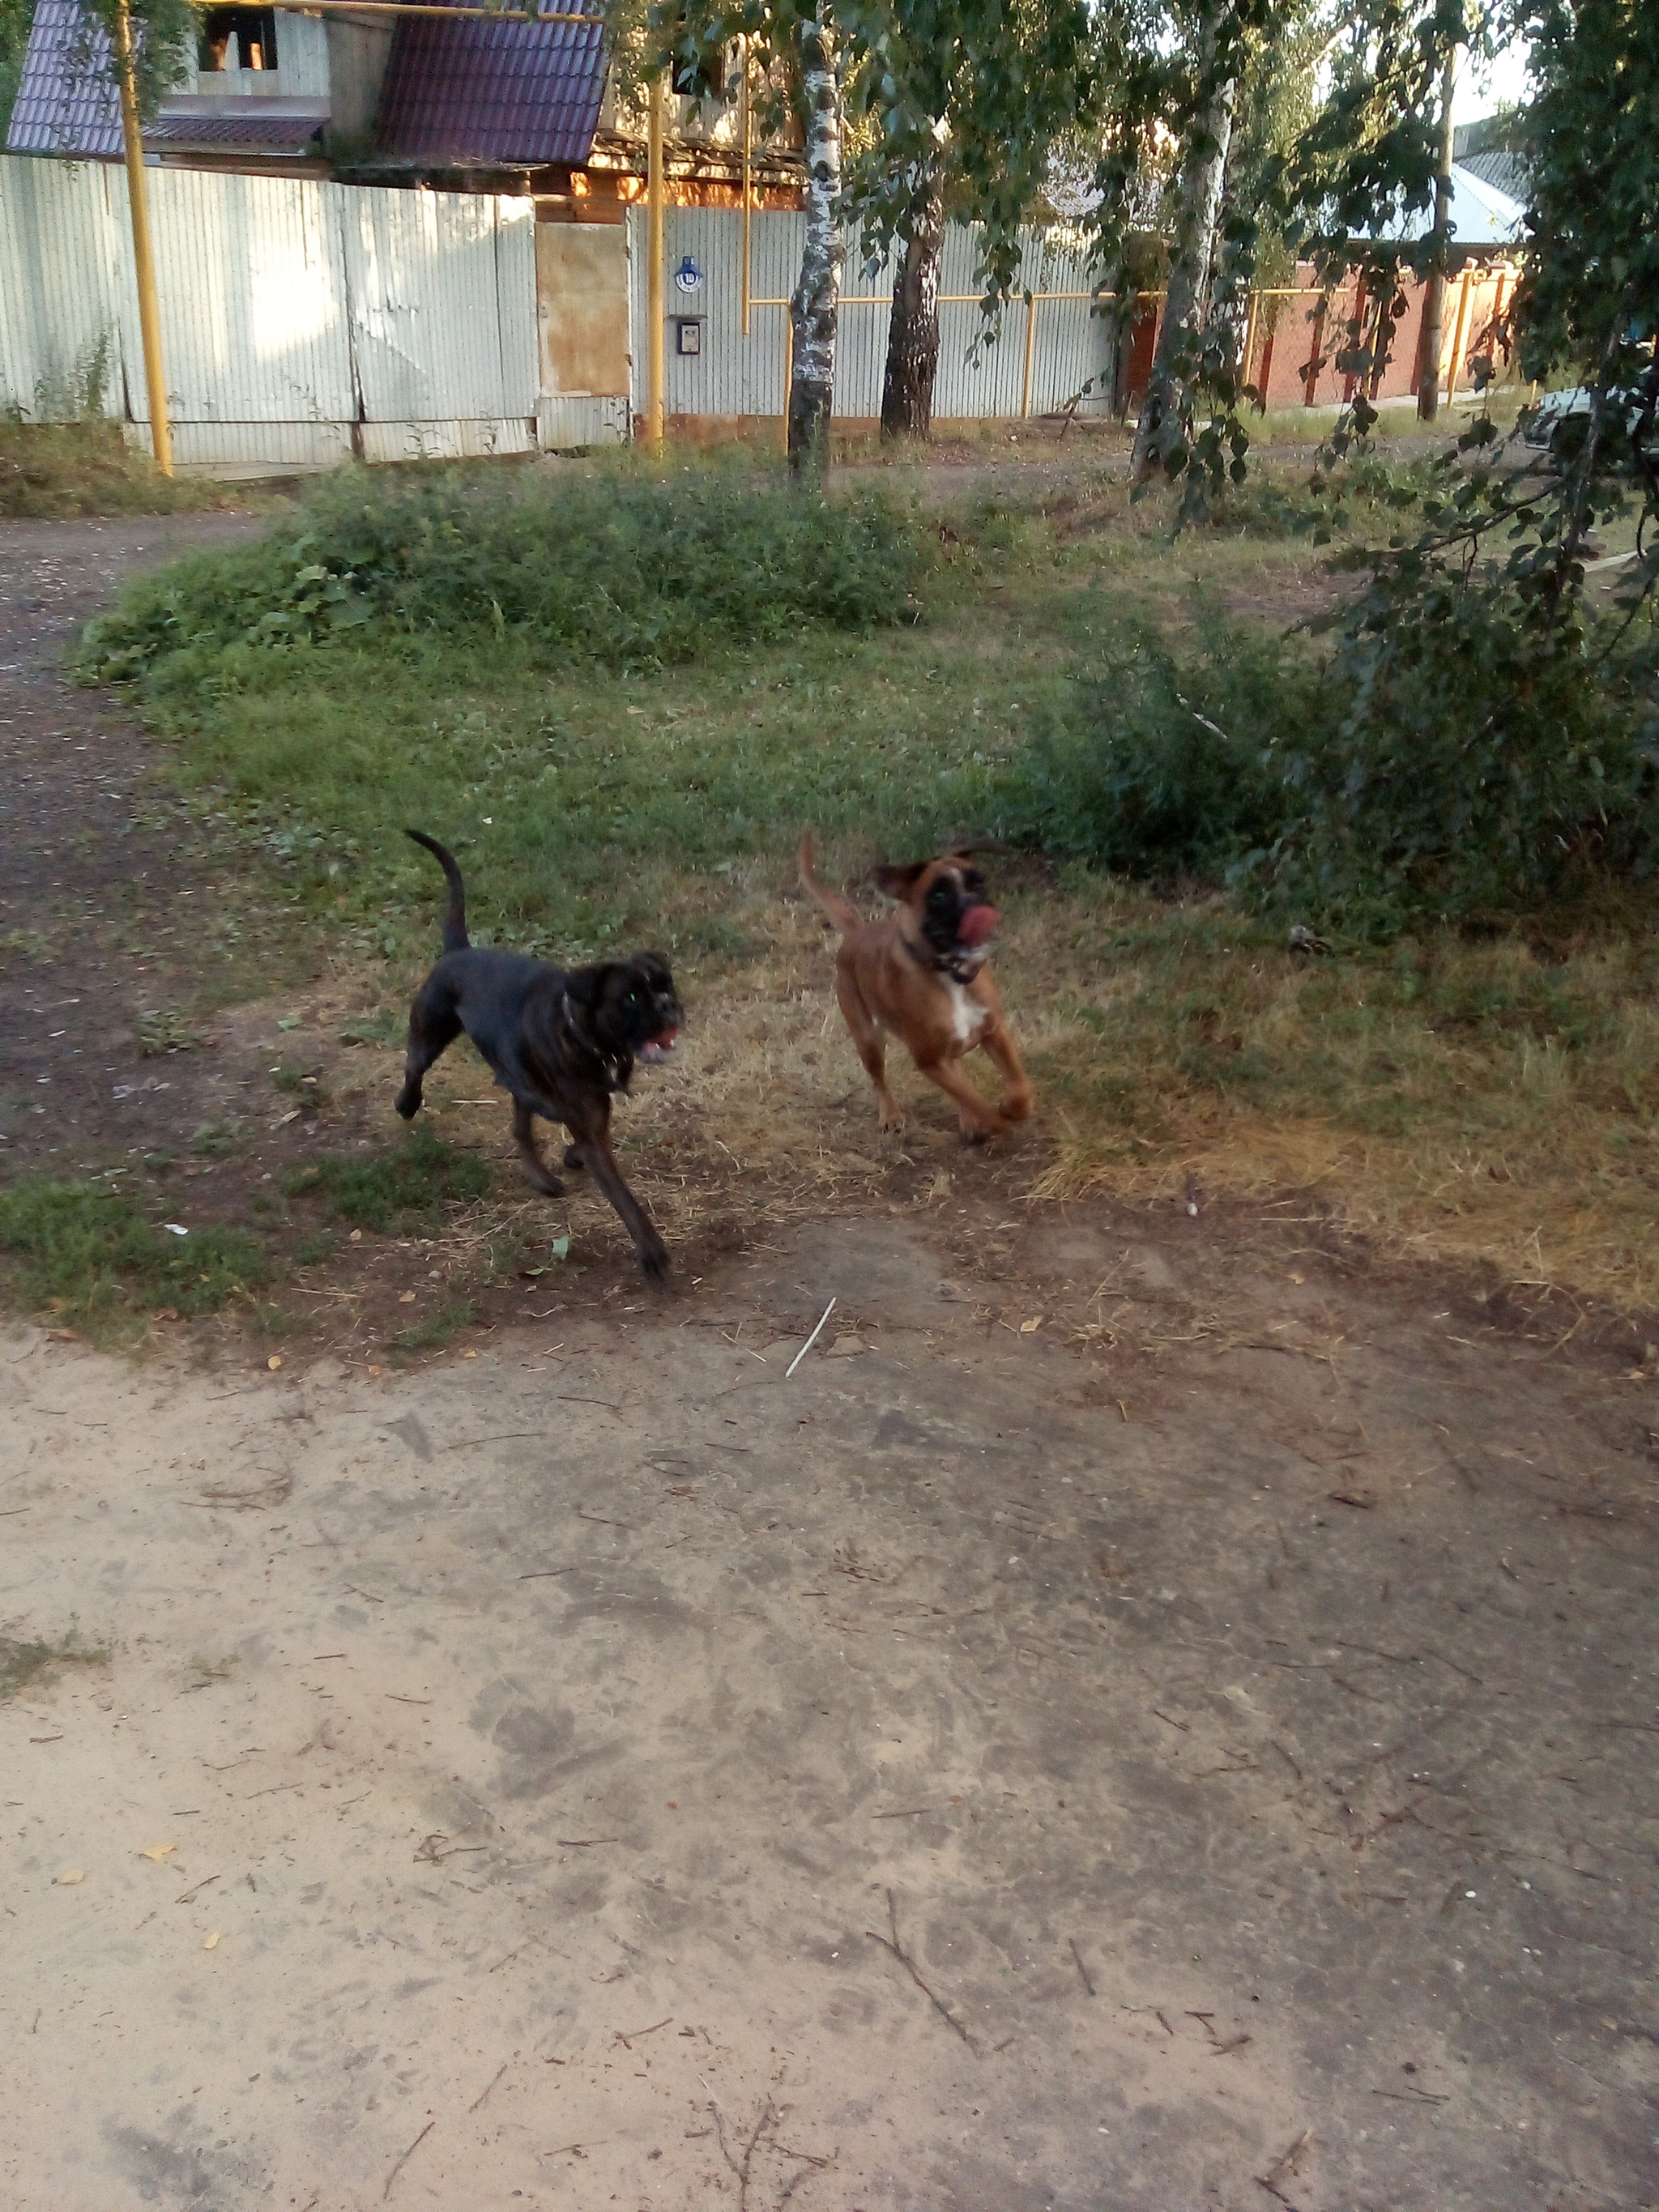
995,617,1296,877
992,596,1658,934
77,463,921,683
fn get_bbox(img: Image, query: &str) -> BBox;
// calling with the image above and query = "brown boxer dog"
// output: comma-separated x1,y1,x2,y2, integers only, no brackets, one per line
797,833,1034,1141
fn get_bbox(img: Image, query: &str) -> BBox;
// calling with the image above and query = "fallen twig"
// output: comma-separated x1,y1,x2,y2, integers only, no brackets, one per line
468,2061,509,2113
1255,2126,1311,2206
614,2017,672,2050
866,1890,976,2051
1068,1938,1096,1997
382,2120,433,2201
786,1298,837,1378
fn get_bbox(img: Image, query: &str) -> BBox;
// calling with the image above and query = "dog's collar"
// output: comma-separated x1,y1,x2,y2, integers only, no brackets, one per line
902,933,985,987
560,992,630,1093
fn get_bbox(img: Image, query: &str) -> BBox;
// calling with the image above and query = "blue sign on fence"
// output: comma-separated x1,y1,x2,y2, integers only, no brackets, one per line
674,255,704,295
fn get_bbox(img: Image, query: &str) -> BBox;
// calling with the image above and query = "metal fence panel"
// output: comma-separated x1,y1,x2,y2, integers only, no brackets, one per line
1,154,538,454
0,157,123,418
626,206,1115,423
118,164,356,425
336,185,537,424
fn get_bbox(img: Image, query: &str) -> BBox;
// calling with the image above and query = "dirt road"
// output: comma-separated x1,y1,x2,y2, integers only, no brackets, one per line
5,1207,1657,2211
2,499,1656,2212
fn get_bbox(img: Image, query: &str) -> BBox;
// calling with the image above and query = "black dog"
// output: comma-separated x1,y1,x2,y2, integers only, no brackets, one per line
396,831,683,1278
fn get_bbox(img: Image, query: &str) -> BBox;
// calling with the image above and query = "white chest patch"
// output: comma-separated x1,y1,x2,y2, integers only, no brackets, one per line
945,980,989,1045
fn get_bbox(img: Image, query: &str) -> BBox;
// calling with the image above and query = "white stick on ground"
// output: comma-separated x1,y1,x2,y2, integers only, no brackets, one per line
786,1298,837,1379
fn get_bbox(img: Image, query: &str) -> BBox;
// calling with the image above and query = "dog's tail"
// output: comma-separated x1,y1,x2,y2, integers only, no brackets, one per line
407,830,470,953
796,832,860,935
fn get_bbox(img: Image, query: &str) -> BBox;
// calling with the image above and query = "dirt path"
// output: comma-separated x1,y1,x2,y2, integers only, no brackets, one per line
2,501,1657,2212
0,511,279,1177
4,1204,1657,2212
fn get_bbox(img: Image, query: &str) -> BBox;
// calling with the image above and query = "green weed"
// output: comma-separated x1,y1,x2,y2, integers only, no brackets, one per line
285,1124,490,1234
190,1117,241,1157
76,462,922,684
0,418,256,522
138,1007,202,1056
0,1180,267,1332
392,1294,476,1351
0,1630,108,1700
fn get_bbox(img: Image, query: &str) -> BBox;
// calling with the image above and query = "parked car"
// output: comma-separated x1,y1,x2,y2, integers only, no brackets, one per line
1523,359,1658,459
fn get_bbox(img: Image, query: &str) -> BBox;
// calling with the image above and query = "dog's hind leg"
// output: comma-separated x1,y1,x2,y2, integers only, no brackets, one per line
395,988,462,1120
835,966,903,1131
513,1101,565,1196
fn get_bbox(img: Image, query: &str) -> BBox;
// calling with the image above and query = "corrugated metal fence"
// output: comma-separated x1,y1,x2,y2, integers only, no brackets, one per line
626,207,1114,424
0,154,539,465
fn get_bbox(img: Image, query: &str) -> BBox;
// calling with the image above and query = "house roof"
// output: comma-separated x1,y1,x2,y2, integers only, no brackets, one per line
146,106,327,158
6,0,609,171
1457,148,1530,206
6,0,123,159
1388,165,1526,248
373,7,607,169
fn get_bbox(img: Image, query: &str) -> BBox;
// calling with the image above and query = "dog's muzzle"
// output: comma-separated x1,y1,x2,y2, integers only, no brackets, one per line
638,1027,680,1064
957,902,1000,949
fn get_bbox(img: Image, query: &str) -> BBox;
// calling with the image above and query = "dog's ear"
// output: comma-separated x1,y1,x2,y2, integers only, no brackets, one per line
871,860,930,901
561,963,612,1007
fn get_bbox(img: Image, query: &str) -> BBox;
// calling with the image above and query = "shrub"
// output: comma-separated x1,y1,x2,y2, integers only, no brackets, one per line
77,462,922,684
990,588,1658,934
993,615,1299,878
1256,565,1659,929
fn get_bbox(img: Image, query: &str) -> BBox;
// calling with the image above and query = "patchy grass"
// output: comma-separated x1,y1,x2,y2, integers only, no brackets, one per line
0,1630,108,1701
137,1007,203,1056
0,1179,269,1336
284,1125,492,1234
69,444,1659,1315
0,419,258,521
392,1293,477,1352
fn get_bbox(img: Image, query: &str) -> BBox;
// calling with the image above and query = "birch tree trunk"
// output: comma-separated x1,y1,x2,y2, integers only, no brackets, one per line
1131,14,1237,482
788,5,843,476
1416,46,1458,421
880,164,945,440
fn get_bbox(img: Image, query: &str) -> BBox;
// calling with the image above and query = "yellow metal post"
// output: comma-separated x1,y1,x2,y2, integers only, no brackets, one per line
646,71,665,451
740,36,753,337
1242,289,1260,399
782,313,792,456
1021,294,1038,418
1445,266,1474,405
114,0,172,475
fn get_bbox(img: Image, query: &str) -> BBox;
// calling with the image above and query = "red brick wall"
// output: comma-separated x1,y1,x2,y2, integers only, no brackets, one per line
1125,260,1518,414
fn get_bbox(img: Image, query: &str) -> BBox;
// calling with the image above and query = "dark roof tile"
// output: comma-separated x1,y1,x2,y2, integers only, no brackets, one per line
374,8,606,168
6,0,123,159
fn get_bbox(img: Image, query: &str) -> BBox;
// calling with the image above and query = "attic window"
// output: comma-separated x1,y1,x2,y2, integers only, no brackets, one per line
670,41,724,98
199,6,279,73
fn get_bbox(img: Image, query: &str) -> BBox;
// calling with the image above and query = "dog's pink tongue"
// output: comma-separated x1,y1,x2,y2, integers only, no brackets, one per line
958,903,1000,948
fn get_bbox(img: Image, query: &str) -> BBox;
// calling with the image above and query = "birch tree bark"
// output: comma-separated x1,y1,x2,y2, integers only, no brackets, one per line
1416,45,1458,420
1130,10,1238,483
880,163,945,440
788,3,844,475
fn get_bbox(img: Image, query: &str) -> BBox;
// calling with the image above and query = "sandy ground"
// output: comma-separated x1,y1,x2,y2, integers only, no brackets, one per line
5,1208,1657,2212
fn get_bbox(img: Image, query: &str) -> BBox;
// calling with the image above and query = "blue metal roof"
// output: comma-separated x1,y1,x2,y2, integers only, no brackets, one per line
6,0,123,159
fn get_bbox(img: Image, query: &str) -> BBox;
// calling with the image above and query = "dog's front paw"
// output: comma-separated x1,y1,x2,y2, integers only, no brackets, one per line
562,1144,587,1171
638,1238,671,1282
394,1087,421,1120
